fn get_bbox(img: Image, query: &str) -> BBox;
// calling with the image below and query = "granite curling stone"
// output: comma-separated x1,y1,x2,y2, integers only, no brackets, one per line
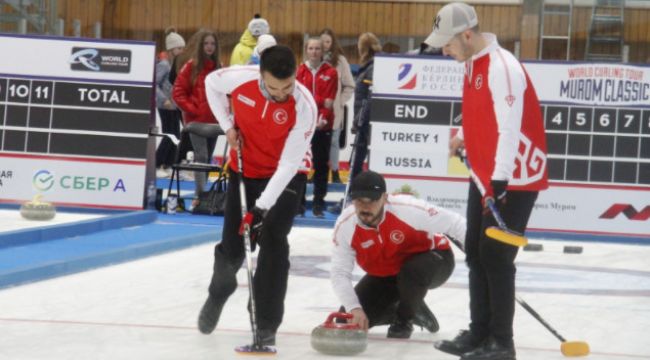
20,195,56,221
311,312,367,356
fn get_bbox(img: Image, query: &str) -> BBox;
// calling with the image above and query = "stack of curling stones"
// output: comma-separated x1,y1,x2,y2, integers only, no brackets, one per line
523,243,583,254
311,312,367,356
20,195,56,221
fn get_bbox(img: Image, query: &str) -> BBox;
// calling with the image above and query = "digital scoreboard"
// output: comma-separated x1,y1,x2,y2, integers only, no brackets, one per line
0,34,155,209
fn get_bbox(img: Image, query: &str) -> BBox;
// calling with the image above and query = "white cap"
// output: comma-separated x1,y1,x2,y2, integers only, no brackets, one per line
165,31,185,50
424,2,478,48
255,34,277,55
248,17,270,37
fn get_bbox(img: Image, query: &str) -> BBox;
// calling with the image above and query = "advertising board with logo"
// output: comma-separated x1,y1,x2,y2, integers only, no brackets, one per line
371,54,650,240
0,34,155,209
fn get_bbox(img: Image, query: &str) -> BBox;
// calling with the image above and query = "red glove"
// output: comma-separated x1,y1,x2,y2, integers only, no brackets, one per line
239,206,266,250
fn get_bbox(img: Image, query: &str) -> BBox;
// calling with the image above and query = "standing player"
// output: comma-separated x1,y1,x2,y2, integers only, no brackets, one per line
331,171,466,339
424,3,548,360
198,45,317,346
296,37,338,217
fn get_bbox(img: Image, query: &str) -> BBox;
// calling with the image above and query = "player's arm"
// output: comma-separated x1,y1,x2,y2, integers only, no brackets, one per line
488,52,527,182
400,197,467,249
330,220,366,328
204,66,258,134
254,84,317,210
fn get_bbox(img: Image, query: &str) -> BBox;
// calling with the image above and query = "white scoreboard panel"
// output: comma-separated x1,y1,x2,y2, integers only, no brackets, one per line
370,55,649,240
0,34,155,210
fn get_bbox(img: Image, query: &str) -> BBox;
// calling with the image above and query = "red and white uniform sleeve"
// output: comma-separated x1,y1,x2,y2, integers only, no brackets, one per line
204,65,259,134
257,82,317,209
331,209,362,312
488,50,527,181
389,195,466,249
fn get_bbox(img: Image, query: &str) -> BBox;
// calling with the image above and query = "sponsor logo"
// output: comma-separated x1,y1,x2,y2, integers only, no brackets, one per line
599,204,650,221
0,169,13,187
389,230,405,244
69,47,132,73
237,94,256,107
398,63,417,90
505,94,516,106
33,170,55,191
434,15,441,30
32,170,127,193
361,239,375,249
273,108,289,125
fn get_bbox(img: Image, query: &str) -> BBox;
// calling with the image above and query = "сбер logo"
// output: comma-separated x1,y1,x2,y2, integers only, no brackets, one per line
33,170,55,192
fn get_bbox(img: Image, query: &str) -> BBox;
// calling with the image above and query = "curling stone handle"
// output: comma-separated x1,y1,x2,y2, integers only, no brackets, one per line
325,312,353,325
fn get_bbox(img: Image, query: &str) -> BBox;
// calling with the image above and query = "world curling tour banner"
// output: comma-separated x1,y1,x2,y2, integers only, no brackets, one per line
370,55,650,240
0,34,155,210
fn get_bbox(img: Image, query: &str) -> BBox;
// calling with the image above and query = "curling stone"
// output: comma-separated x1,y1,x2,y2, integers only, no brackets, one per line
311,312,367,356
20,195,56,221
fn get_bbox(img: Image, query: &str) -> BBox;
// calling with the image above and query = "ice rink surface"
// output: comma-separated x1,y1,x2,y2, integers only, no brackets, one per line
0,225,648,360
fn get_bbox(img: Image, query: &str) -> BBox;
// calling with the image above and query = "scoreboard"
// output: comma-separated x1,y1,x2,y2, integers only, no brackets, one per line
370,55,649,240
0,34,155,209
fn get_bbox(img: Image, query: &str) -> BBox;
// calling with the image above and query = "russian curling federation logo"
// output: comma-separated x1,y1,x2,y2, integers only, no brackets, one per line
397,63,417,90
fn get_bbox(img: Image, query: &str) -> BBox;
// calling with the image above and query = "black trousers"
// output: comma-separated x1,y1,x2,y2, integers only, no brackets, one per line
465,181,538,345
155,109,182,167
311,129,331,206
214,170,305,332
355,249,455,327
350,124,369,180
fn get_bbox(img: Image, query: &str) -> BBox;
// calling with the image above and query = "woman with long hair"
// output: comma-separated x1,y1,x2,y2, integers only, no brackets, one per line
319,28,355,184
172,29,221,206
350,32,382,180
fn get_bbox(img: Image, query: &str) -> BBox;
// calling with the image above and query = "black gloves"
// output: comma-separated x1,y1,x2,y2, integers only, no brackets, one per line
482,180,508,213
239,206,267,251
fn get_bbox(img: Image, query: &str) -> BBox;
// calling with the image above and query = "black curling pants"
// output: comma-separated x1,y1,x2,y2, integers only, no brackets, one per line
211,170,305,332
465,180,538,346
355,249,455,327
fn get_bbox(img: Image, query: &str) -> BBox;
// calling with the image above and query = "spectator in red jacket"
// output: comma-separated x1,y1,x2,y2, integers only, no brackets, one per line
296,37,338,217
172,29,221,205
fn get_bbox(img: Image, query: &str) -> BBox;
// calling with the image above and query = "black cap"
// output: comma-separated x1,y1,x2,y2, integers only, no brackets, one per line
350,170,386,200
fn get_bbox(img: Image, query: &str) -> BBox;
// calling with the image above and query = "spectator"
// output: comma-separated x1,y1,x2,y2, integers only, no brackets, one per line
320,28,355,184
230,14,270,65
296,37,338,217
350,32,382,180
172,29,221,205
155,27,185,178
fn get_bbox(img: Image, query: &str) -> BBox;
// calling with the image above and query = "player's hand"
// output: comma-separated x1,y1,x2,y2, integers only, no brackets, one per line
226,128,240,150
449,136,464,158
349,307,369,331
482,180,508,213
239,206,267,250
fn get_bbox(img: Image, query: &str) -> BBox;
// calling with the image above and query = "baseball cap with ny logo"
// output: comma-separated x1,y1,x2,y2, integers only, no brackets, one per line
424,2,478,48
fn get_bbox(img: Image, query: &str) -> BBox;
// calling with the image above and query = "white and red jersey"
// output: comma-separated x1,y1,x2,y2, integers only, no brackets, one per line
296,61,338,130
458,33,548,194
331,194,466,311
204,65,317,210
